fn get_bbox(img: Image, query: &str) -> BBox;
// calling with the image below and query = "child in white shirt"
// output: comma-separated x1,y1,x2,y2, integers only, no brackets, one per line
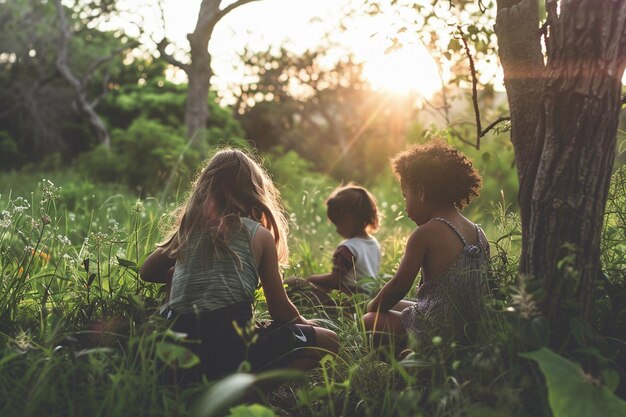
288,184,381,296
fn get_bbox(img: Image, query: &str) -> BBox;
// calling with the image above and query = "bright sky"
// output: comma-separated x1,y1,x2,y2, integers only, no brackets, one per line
124,0,624,98
157,0,443,98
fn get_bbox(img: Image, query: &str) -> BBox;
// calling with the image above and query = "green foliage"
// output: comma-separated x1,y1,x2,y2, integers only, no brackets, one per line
0,0,133,159
81,78,249,194
234,47,416,183
193,370,302,417
78,118,190,194
112,118,190,193
157,342,200,369
1,162,625,416
521,348,626,417
0,131,23,170
264,146,333,210
102,78,187,130
225,404,277,417
100,75,245,138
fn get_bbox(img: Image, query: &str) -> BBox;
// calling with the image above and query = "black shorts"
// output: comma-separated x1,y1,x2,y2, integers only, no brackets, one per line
168,303,317,380
251,321,317,371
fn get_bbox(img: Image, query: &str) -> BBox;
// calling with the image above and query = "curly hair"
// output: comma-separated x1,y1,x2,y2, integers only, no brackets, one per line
392,140,482,209
326,183,380,232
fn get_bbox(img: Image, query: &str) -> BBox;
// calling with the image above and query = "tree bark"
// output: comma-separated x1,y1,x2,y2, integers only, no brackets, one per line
159,0,261,138
54,0,111,147
496,0,626,346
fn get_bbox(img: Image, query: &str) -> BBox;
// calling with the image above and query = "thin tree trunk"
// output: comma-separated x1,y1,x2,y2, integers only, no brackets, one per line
54,0,111,146
185,32,213,138
177,0,261,138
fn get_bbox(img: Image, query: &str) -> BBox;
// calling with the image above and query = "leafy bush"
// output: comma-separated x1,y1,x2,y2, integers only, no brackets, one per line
0,130,23,170
79,118,191,195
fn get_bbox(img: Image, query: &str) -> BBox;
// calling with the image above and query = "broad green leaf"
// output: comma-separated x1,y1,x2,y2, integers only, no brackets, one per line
603,370,620,393
253,368,304,385
226,404,277,417
117,256,139,271
193,373,257,417
193,369,303,417
156,342,200,369
520,348,626,417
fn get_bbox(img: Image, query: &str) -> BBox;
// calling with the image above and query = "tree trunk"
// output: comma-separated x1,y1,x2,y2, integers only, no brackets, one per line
178,0,261,138
183,0,219,138
55,0,111,147
496,0,626,347
185,32,213,138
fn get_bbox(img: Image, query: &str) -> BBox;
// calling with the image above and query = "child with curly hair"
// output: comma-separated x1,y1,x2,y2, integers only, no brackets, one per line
363,140,490,346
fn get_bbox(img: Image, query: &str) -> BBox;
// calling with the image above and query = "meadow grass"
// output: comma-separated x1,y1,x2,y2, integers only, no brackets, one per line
1,167,624,417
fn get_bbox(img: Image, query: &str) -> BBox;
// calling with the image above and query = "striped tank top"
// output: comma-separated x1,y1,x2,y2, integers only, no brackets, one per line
168,217,261,314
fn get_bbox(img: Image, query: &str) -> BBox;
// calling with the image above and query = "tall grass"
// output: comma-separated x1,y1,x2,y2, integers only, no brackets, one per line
1,167,625,417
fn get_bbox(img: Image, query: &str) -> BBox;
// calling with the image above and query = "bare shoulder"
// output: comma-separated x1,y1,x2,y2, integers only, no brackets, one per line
251,224,275,262
411,220,443,240
254,224,274,241
406,225,433,249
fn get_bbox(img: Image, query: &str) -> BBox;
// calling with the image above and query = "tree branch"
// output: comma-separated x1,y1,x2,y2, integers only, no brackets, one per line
54,0,110,146
84,41,139,85
216,0,263,22
154,0,189,72
480,116,511,137
156,39,189,72
90,72,111,108
457,25,482,150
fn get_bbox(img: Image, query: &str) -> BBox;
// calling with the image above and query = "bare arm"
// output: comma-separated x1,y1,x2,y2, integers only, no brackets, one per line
255,227,306,324
367,229,426,313
308,270,344,289
140,248,175,283
308,245,353,289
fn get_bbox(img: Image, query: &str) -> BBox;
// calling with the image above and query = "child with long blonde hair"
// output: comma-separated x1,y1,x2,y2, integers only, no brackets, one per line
141,148,338,379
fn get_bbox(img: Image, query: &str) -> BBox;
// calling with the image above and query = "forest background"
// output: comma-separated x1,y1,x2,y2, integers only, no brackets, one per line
1,1,625,416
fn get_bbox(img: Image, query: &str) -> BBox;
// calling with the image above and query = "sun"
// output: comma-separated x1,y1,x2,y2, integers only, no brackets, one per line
362,44,441,98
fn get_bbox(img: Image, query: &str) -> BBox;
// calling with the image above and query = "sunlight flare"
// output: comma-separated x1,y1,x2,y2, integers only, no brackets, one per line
362,44,441,98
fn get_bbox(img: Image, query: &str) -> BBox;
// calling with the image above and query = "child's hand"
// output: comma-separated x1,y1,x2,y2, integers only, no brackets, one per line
294,315,318,326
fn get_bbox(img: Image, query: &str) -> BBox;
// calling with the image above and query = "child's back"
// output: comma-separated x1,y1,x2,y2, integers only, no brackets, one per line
364,140,490,347
336,235,380,290
140,149,338,380
401,217,490,342
169,217,260,313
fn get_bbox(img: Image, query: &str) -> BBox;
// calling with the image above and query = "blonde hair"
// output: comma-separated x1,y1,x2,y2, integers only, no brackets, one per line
326,183,379,233
158,148,289,264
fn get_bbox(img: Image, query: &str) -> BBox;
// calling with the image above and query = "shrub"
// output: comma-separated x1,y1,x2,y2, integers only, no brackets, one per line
79,118,190,195
0,131,23,170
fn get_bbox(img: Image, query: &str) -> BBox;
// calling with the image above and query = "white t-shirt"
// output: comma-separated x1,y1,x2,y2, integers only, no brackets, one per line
335,236,381,288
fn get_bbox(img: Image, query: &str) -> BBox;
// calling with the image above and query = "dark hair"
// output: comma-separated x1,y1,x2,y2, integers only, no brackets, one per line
392,140,482,209
326,183,379,232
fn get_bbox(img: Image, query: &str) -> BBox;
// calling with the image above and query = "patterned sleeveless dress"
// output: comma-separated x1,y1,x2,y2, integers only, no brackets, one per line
400,218,490,343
